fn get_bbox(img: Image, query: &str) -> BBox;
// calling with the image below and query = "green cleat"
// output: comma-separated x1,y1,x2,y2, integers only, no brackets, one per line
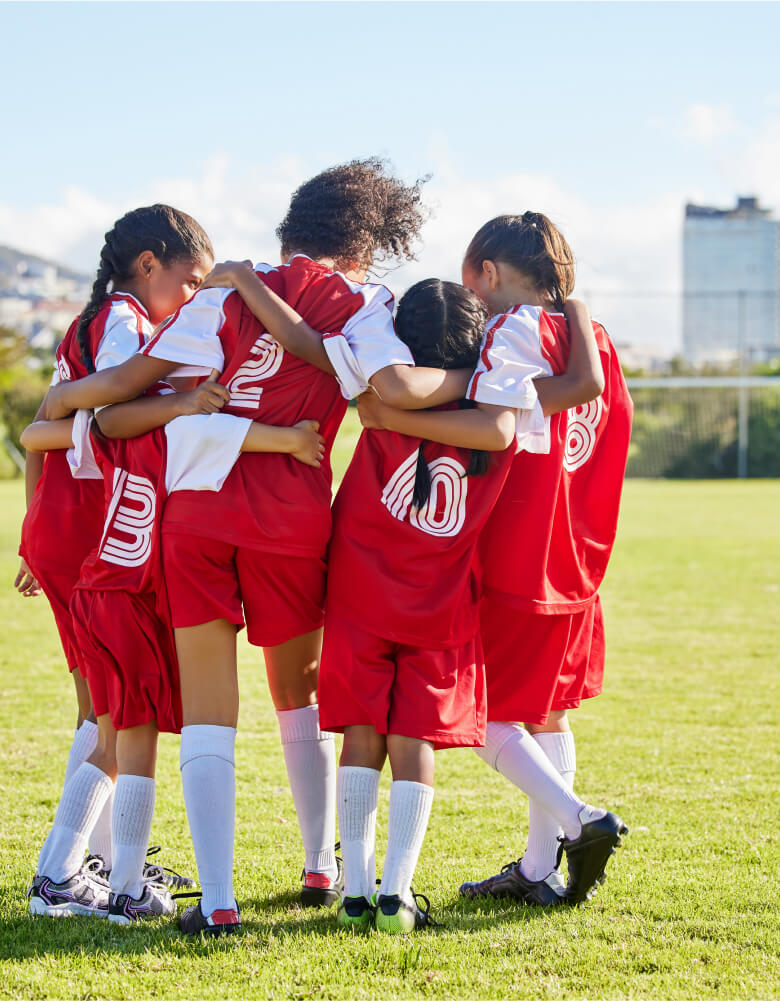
336,892,376,930
375,891,436,934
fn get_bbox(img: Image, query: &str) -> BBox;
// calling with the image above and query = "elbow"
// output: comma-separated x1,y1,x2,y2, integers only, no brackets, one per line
94,409,116,438
490,412,517,451
19,427,36,451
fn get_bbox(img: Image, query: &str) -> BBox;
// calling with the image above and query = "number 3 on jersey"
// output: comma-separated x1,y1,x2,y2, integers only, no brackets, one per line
227,333,284,409
99,469,155,568
381,450,468,537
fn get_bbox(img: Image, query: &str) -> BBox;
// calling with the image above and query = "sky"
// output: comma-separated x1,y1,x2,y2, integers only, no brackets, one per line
3,0,780,353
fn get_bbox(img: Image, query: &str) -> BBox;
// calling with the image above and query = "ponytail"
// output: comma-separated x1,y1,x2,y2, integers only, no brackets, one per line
464,212,575,312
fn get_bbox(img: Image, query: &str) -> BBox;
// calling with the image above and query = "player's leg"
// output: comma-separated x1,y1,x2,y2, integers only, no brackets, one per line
376,735,435,933
108,722,174,924
29,715,116,917
240,549,338,904
264,629,340,900
174,617,241,932
522,711,574,885
336,725,386,926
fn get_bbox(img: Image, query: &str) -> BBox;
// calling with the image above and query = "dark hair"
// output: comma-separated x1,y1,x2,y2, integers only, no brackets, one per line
394,279,491,510
276,157,427,272
464,212,575,312
76,204,213,372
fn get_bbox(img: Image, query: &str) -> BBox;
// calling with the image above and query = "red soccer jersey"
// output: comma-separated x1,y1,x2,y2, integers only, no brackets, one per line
326,412,516,649
141,255,411,556
20,295,151,579
478,309,633,612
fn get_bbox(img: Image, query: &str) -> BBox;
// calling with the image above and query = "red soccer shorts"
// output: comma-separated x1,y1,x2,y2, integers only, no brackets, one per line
161,531,326,648
70,589,182,733
318,608,486,750
480,593,605,725
37,571,80,673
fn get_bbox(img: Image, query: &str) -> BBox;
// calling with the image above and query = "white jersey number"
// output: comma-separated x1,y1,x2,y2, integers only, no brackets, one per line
381,450,468,538
99,469,156,568
227,332,284,409
563,397,604,472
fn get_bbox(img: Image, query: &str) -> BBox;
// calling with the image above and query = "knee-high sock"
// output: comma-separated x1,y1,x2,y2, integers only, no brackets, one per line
36,762,113,883
180,725,236,917
38,720,100,870
474,722,583,839
379,781,434,901
277,705,337,879
110,775,156,900
522,731,577,881
89,788,114,870
337,766,380,900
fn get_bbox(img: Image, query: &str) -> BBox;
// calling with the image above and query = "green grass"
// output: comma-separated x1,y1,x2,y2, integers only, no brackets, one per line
1,414,778,999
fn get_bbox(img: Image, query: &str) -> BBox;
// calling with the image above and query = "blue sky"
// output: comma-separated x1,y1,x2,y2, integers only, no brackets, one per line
3,1,779,351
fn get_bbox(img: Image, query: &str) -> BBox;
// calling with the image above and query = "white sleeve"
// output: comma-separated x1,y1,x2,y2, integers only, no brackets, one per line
322,283,413,400
66,409,102,480
164,413,252,493
94,301,150,372
467,307,553,454
142,287,233,377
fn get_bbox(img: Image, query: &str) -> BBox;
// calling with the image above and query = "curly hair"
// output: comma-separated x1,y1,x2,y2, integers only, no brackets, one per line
394,279,491,509
464,212,575,312
276,157,428,271
76,205,213,372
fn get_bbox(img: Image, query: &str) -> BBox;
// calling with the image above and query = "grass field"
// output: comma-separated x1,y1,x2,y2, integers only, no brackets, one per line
1,413,778,999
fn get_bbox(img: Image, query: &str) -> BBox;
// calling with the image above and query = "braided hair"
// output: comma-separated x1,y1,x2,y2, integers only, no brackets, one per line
464,212,575,312
394,279,490,510
76,204,213,372
276,158,428,273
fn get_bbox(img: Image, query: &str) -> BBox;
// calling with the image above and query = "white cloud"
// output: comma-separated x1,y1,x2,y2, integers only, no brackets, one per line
681,103,739,146
0,153,688,352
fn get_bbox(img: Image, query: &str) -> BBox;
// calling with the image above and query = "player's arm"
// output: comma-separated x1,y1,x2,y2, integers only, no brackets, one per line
241,418,325,468
43,354,178,420
95,373,230,439
20,417,76,452
533,299,604,416
203,262,336,375
357,393,516,451
369,365,472,410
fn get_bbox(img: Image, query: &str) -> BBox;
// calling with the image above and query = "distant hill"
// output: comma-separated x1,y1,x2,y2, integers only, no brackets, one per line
0,245,88,284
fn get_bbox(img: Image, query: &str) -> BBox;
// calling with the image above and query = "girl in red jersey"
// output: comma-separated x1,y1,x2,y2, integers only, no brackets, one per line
18,205,215,892
22,394,325,922
362,213,631,908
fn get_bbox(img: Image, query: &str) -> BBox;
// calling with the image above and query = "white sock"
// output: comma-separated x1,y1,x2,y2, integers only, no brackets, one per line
63,720,99,788
36,762,113,883
180,724,237,917
522,731,577,882
89,787,114,870
475,722,584,839
337,766,380,900
38,720,100,869
277,705,337,879
110,775,156,900
379,781,434,901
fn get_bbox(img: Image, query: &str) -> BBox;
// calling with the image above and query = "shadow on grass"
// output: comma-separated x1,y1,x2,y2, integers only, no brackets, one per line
0,890,570,961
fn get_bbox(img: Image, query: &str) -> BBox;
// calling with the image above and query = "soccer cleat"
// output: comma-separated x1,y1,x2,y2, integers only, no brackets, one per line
459,856,567,906
562,807,628,904
179,900,242,937
143,846,196,890
301,856,344,908
375,891,436,934
108,882,175,924
336,892,376,930
28,859,109,918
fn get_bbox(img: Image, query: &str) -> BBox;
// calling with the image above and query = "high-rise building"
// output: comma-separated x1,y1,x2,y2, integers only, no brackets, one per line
683,197,779,365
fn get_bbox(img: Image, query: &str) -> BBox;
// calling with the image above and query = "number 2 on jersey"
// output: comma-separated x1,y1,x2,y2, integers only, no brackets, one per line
227,333,284,409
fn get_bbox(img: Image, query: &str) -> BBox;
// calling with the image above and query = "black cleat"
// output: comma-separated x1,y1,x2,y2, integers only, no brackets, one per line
375,891,438,933
460,857,567,907
562,807,628,904
301,854,343,907
179,901,242,937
